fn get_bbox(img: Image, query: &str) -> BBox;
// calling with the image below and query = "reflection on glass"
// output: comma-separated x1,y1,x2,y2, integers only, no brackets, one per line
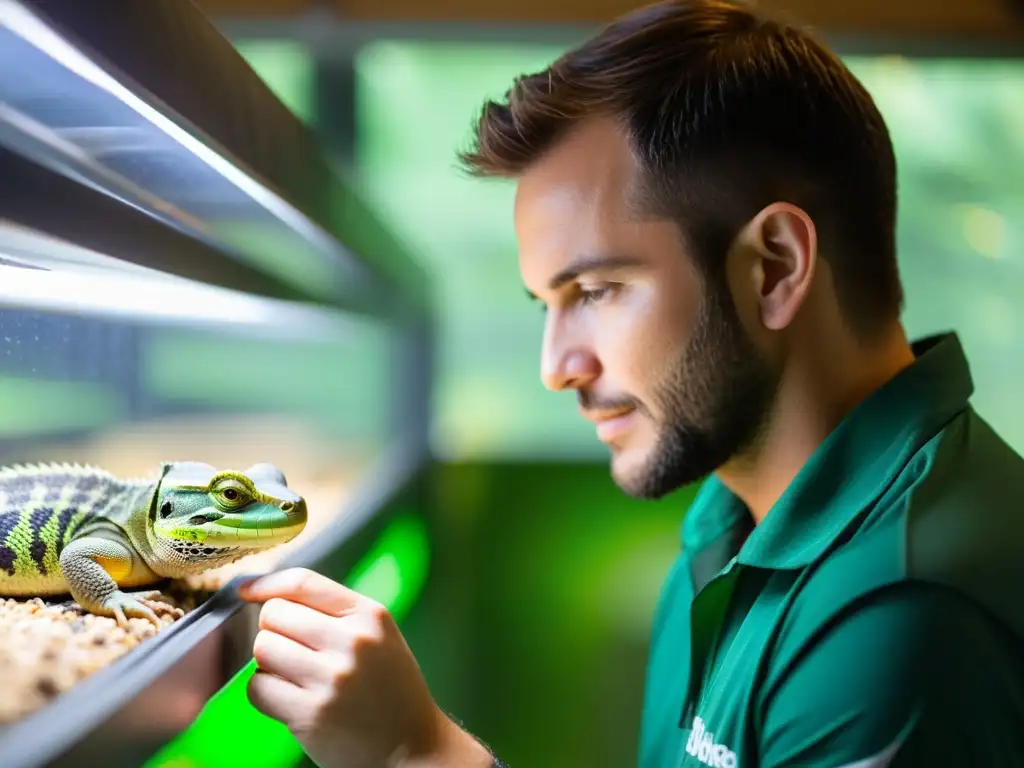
0,0,362,302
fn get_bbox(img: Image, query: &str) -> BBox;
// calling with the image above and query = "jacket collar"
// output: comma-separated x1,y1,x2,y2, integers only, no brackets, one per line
682,332,973,572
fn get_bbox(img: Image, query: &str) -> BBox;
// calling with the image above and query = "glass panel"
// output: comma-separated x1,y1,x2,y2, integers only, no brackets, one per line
0,222,396,724
0,2,364,304
354,43,1024,459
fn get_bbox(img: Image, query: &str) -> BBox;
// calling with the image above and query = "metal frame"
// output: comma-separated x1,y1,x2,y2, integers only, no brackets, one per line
0,0,432,319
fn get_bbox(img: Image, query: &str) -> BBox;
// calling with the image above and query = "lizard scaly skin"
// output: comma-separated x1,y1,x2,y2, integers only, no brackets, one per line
0,460,307,628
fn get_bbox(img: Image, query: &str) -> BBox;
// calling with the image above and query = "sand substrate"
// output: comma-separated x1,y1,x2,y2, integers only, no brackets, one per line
0,413,369,725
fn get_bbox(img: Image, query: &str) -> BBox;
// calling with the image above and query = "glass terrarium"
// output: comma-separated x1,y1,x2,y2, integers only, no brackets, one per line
0,2,433,766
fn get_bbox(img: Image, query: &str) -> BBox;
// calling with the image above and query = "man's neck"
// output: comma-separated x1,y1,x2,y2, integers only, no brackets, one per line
716,325,916,523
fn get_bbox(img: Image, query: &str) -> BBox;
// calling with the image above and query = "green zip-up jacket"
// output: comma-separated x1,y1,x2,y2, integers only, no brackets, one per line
639,332,1024,767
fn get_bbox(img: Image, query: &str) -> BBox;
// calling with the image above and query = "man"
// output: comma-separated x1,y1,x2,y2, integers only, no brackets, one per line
238,0,1024,766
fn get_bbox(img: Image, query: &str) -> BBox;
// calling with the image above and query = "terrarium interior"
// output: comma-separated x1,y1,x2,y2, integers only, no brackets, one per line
0,228,395,723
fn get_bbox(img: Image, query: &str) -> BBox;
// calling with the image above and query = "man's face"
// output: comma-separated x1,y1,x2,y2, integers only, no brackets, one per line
515,118,780,499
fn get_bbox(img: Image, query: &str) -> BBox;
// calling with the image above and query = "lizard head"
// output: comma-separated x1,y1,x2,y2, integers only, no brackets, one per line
147,461,308,573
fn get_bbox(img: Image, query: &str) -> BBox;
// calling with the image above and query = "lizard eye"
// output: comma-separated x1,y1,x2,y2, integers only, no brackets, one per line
160,501,173,518
213,482,250,509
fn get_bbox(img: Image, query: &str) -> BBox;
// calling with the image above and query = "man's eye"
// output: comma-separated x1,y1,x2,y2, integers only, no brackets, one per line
580,284,616,304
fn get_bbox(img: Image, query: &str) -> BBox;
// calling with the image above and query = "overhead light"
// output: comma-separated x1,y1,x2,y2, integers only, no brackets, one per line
0,221,363,343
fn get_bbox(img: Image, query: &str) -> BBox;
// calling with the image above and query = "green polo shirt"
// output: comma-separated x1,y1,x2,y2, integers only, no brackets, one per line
638,332,1024,768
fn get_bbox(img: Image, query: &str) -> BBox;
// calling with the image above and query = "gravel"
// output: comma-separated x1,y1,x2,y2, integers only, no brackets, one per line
0,583,210,724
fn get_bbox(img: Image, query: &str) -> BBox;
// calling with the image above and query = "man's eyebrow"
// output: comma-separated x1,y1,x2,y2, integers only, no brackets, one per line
525,255,646,302
552,254,645,289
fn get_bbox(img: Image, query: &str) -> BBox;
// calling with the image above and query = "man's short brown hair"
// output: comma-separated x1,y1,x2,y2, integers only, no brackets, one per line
459,0,903,338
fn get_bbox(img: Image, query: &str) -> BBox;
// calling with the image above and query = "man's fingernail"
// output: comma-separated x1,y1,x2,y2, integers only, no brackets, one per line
231,574,262,596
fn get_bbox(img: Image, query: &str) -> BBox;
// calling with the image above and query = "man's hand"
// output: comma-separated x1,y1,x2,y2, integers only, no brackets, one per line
237,567,493,768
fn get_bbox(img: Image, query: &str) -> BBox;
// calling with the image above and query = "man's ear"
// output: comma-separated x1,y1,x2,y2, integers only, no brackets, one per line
739,202,818,332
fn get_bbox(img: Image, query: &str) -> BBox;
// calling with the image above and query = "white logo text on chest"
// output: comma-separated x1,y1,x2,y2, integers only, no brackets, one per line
685,716,737,768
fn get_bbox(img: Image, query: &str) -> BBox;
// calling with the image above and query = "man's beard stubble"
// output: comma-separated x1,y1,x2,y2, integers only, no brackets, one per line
616,276,780,500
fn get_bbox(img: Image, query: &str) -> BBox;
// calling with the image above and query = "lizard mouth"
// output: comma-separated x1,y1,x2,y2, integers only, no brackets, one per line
189,504,307,546
187,512,224,526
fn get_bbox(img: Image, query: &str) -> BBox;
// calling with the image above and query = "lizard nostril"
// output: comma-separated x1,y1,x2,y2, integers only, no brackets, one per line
280,501,294,512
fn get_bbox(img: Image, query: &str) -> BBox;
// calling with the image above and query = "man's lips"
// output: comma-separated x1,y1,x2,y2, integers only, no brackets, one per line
582,407,638,442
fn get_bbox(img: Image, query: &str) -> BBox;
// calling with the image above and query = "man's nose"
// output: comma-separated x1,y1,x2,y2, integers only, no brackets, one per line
541,347,600,392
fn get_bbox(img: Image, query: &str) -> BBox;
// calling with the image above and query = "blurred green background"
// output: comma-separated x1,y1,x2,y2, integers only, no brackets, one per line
352,46,1024,462
215,39,1024,464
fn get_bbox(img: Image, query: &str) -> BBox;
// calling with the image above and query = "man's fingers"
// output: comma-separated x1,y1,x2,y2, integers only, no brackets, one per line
253,628,325,689
247,668,307,727
237,567,362,616
259,597,339,651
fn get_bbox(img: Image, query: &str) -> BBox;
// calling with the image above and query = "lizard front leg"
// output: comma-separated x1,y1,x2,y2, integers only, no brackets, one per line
58,534,164,629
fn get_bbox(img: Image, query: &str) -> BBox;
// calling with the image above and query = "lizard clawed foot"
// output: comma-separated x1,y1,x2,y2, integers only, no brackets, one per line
129,590,165,601
101,590,166,629
138,597,185,620
130,590,177,611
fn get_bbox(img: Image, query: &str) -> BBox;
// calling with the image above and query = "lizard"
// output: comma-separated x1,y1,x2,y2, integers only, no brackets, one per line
0,460,308,628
